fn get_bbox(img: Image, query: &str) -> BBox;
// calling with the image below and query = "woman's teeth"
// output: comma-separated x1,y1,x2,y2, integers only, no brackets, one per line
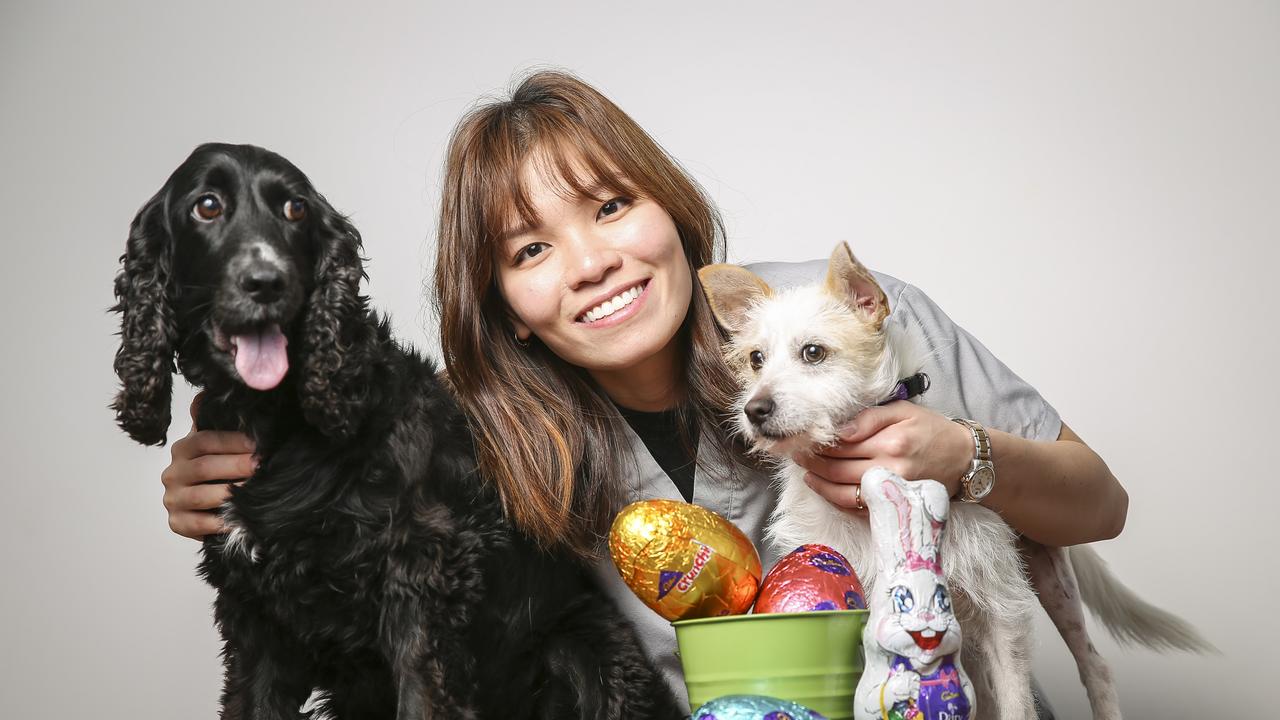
581,284,643,323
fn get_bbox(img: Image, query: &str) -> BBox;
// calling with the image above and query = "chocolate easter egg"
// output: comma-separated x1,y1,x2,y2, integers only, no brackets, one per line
609,500,762,622
753,544,866,614
693,694,828,720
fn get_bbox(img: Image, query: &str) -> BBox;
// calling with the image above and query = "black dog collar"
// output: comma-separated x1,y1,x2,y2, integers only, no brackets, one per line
876,372,930,406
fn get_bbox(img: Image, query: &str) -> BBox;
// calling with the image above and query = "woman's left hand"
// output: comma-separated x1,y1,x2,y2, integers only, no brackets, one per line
792,401,974,512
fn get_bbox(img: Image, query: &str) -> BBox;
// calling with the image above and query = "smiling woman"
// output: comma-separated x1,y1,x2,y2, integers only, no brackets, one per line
434,72,744,558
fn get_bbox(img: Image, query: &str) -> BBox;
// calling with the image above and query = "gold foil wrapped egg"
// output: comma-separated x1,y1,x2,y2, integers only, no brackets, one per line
609,499,762,622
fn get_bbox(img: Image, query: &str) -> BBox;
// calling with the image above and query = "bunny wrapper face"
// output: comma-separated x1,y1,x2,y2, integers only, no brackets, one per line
854,467,974,720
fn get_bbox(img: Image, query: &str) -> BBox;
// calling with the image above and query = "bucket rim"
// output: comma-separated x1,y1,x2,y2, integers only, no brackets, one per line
672,608,869,629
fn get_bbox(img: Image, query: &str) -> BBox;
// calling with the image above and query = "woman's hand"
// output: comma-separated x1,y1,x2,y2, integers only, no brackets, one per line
161,394,256,539
792,401,972,513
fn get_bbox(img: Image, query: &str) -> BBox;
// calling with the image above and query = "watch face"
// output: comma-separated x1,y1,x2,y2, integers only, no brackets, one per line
969,465,995,499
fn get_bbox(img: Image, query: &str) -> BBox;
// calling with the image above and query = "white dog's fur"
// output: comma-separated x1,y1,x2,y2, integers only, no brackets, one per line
700,243,1211,719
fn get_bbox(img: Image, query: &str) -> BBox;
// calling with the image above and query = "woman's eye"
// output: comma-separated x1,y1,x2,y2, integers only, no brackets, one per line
192,194,223,222
283,198,306,222
749,350,765,371
515,242,549,264
597,197,631,219
801,344,827,364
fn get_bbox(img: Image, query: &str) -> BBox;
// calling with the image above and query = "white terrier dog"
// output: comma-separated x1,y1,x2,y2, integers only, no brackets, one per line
699,242,1210,719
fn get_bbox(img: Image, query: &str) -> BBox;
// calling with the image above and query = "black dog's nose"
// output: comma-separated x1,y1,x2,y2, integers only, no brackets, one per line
241,265,286,304
745,396,774,425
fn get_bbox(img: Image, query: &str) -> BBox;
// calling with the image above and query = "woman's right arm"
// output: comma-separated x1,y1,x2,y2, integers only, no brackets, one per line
161,397,256,539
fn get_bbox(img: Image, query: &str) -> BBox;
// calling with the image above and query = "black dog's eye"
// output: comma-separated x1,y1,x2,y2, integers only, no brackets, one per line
192,194,223,222
801,344,827,364
283,198,306,222
749,350,765,371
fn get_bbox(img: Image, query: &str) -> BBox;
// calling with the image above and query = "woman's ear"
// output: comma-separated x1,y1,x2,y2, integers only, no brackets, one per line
510,315,532,343
500,302,532,343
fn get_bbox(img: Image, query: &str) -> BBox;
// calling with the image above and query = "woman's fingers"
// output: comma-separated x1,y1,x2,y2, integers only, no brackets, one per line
792,453,880,485
164,481,236,513
170,430,256,463
802,471,866,516
169,509,226,540
161,451,256,488
812,438,875,459
836,401,914,442
163,476,237,540
160,395,253,540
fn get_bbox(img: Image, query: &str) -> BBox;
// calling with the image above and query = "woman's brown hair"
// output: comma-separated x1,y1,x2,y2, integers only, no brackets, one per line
433,70,742,558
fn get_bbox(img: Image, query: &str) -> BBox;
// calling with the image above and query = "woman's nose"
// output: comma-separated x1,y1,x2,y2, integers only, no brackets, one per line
562,233,622,289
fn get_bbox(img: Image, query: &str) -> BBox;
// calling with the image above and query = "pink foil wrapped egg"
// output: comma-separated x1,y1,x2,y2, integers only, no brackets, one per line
753,544,866,614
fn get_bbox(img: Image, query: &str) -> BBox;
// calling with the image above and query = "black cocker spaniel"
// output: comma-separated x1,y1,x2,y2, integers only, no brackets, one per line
111,143,679,719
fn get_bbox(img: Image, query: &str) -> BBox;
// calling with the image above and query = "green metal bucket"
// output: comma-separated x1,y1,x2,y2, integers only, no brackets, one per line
673,609,868,720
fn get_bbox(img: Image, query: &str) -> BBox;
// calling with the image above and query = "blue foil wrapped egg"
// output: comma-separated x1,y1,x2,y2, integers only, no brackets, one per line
692,694,827,720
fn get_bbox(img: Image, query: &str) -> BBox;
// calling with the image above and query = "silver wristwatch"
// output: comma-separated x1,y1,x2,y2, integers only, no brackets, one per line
952,418,995,503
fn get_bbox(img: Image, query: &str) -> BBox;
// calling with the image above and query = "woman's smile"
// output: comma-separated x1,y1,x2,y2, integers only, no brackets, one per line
575,279,650,326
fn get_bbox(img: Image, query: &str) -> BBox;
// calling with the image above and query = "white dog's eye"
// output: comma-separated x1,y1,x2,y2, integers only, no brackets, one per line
801,343,827,364
749,350,765,371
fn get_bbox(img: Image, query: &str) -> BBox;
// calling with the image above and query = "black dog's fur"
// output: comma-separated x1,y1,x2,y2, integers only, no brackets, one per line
112,143,679,719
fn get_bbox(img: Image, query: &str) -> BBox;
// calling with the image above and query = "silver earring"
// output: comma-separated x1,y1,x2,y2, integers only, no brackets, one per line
514,332,530,349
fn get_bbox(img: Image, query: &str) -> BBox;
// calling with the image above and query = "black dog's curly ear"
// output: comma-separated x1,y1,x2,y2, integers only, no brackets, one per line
111,190,177,446
299,196,375,440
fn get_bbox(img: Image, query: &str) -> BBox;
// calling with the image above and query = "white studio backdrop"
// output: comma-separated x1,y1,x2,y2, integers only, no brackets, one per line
2,1,1275,717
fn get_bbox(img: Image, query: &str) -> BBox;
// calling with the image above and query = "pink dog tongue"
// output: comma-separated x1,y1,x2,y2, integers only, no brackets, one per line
232,325,288,391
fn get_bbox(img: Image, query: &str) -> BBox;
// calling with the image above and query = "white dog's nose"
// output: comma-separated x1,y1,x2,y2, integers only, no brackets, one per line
745,396,775,425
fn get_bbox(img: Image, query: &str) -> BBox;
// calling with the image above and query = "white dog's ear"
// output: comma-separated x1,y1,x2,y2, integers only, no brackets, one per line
825,242,889,330
698,263,773,334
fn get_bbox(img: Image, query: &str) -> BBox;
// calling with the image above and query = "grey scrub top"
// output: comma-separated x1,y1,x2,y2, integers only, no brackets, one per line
587,260,1063,713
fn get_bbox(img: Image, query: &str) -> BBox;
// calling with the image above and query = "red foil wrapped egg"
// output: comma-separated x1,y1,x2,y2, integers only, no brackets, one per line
753,544,866,614
609,500,763,622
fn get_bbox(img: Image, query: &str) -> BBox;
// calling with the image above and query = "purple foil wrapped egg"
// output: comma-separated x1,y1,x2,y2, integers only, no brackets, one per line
693,694,827,720
753,544,866,614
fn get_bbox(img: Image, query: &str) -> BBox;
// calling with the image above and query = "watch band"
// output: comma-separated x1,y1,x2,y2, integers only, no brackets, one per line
954,418,990,462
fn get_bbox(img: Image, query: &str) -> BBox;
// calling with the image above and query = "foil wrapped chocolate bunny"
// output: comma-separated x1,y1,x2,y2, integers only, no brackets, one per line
854,468,974,720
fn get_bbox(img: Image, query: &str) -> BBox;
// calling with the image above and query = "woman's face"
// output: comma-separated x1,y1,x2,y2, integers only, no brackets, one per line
494,156,693,408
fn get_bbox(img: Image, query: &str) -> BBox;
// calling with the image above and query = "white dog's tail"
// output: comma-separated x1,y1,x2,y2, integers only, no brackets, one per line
1070,545,1216,653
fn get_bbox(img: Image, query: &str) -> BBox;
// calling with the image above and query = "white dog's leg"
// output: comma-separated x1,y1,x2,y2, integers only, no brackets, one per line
953,593,994,718
938,506,1037,719
984,603,1037,719
1024,542,1122,720
957,591,1036,720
